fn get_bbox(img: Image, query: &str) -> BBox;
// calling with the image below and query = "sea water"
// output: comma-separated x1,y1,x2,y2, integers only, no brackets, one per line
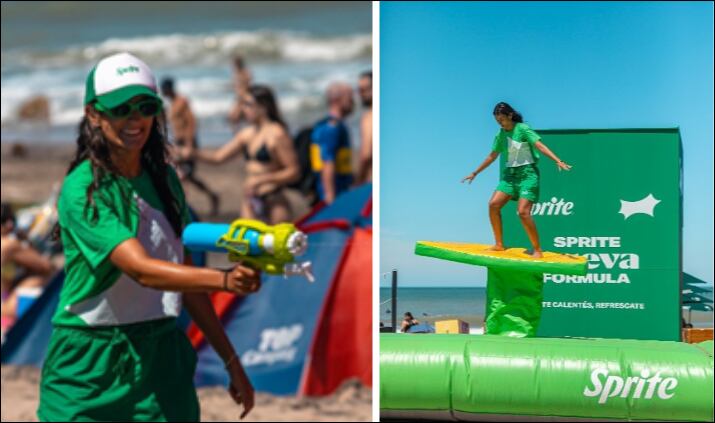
1,2,371,146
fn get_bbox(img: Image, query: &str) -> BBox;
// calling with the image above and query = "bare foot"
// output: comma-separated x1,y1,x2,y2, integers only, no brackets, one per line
529,250,543,259
486,244,506,252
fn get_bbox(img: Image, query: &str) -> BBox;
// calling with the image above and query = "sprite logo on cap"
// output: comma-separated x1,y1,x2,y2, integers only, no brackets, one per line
84,52,160,108
117,66,140,76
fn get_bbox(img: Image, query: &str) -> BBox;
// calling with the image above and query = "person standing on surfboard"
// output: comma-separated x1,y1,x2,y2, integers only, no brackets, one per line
461,102,572,258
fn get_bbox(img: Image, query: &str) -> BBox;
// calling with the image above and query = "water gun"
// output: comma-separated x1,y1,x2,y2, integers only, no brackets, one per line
182,219,314,282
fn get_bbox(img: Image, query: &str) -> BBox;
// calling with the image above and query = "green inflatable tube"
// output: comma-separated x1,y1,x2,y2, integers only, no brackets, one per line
380,334,714,421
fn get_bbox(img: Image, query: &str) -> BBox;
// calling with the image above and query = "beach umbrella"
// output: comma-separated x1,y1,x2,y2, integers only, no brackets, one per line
683,272,710,285
682,285,712,294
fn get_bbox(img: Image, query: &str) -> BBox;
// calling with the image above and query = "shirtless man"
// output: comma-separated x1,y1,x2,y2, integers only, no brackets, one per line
227,56,253,131
160,77,220,216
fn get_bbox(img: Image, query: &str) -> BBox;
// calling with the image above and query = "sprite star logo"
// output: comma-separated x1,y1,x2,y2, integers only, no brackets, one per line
618,194,661,220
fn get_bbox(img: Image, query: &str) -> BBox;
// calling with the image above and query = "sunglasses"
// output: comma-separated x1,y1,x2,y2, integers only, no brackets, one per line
95,99,163,118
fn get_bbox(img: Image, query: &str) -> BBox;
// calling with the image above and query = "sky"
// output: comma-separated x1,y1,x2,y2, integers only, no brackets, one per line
380,2,714,287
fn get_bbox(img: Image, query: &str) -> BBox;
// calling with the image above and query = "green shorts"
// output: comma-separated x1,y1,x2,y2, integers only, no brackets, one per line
496,164,540,202
38,318,200,422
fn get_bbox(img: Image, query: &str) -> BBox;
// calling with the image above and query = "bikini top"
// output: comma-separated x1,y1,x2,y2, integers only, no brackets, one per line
242,143,272,163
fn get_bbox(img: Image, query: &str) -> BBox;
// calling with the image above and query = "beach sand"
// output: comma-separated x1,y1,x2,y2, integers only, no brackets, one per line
1,365,372,422
1,142,371,421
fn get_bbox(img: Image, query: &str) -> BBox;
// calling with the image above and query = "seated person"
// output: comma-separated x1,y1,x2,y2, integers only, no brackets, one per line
401,311,420,333
1,203,55,328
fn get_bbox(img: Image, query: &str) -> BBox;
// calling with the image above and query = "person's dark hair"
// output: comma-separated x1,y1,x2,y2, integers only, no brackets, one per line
55,108,183,239
404,312,414,319
250,84,288,130
493,102,523,123
160,77,175,96
1,202,15,226
233,56,246,70
360,70,372,80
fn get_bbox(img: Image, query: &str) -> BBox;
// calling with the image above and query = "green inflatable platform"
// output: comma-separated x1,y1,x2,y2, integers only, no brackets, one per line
381,334,714,421
415,241,588,337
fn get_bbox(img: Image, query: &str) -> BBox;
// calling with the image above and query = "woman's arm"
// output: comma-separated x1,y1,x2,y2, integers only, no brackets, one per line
462,151,499,183
192,129,249,164
182,255,257,418
534,141,572,170
8,241,53,276
109,238,259,293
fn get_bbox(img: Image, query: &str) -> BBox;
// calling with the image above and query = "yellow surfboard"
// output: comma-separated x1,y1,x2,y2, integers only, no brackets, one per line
415,241,587,275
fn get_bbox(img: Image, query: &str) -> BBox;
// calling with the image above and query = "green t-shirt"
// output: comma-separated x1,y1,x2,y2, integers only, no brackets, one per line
54,160,191,327
491,122,541,168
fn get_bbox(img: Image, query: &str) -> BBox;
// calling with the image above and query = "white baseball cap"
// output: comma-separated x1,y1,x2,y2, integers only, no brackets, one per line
84,52,160,108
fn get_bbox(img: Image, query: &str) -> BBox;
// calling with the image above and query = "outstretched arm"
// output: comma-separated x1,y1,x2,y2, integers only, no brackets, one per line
192,129,248,164
462,151,499,183
7,239,53,276
534,141,572,171
109,238,259,294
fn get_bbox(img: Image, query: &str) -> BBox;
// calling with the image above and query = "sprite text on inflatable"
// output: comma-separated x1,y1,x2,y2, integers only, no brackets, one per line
584,368,678,405
380,335,714,422
528,197,574,216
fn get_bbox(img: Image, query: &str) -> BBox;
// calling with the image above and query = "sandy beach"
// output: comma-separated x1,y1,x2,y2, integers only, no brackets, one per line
1,142,371,422
1,365,371,422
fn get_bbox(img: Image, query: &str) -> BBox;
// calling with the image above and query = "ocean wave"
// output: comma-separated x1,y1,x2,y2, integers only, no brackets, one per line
3,30,372,70
2,65,363,127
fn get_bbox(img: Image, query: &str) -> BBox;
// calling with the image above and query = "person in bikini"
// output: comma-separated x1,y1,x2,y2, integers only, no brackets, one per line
187,84,299,223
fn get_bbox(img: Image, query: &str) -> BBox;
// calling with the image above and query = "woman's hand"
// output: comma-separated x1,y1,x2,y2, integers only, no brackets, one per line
461,171,477,184
556,160,572,171
224,264,261,295
227,360,255,419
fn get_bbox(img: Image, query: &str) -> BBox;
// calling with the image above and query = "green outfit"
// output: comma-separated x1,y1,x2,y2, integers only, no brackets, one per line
38,160,199,422
487,123,544,337
492,122,541,202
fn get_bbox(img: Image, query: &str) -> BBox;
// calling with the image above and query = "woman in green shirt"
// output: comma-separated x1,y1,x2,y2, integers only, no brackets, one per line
38,52,260,422
462,102,572,258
